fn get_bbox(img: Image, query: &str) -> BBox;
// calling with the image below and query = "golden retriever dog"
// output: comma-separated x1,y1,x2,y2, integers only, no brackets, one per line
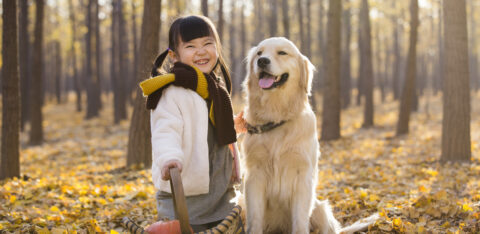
241,37,377,234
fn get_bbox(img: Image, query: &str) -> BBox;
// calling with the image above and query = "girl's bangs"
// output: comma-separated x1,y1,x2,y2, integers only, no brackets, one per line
178,17,213,42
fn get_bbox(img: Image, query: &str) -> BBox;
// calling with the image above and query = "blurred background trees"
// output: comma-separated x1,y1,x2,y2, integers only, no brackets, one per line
0,0,477,178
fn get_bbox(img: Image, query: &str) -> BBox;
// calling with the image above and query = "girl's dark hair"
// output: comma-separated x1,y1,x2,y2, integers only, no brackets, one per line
151,15,232,94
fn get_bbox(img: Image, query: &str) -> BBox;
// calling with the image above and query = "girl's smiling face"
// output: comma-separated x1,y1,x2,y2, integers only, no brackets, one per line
171,36,218,74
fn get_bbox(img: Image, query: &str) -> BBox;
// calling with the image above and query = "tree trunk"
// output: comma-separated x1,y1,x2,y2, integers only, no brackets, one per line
240,2,247,81
321,0,342,141
95,0,102,109
436,2,444,95
29,0,45,145
218,0,224,42
201,0,208,16
305,0,312,58
130,1,139,104
19,0,30,131
341,0,351,109
297,0,305,54
269,0,278,37
468,0,478,91
127,0,161,168
441,0,471,162
85,0,101,119
68,0,82,112
229,0,239,95
282,0,290,38
254,0,264,44
396,0,419,135
392,1,401,100
1,0,21,180
360,0,374,128
54,41,62,104
112,0,127,124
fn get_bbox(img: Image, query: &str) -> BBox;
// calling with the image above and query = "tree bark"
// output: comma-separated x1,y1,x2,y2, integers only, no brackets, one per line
468,0,478,91
130,1,139,104
29,0,45,145
441,0,471,162
240,2,247,81
341,0,351,109
19,0,30,131
1,0,21,179
392,1,401,100
360,0,374,128
127,0,161,168
254,0,264,44
305,0,312,58
201,0,208,16
218,0,224,42
229,0,239,95
435,2,444,95
321,0,342,141
68,0,82,112
112,0,127,124
282,0,290,38
54,41,62,104
85,0,101,119
396,0,419,135
297,0,305,54
269,0,278,37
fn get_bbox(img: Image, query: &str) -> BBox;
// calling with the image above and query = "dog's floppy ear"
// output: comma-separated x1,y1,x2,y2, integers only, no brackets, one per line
243,46,258,89
300,55,315,95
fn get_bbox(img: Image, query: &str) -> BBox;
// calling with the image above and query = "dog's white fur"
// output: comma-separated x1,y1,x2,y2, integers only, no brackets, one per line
241,37,337,234
241,37,376,234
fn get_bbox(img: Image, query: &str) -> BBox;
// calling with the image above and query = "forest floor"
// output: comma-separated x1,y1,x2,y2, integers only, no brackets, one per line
0,92,480,233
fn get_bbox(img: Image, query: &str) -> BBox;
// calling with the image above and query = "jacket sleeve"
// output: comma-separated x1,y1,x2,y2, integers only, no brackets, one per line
150,87,185,184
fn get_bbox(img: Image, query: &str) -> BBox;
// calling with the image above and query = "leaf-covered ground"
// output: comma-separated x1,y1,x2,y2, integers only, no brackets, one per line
1,93,479,233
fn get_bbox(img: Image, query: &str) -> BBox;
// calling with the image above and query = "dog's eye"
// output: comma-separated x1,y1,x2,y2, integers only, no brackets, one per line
257,51,262,56
278,51,287,55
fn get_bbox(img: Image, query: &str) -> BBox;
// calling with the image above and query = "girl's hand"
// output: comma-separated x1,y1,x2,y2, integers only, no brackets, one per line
161,160,183,181
234,111,247,134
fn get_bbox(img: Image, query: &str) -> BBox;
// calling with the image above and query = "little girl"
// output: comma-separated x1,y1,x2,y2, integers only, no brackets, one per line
139,15,244,232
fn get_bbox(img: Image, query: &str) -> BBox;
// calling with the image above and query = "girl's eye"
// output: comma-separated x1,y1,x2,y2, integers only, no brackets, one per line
257,51,262,56
278,51,287,55
186,45,194,48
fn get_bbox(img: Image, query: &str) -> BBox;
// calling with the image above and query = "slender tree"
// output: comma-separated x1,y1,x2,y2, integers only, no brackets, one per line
54,41,62,104
341,0,352,109
254,0,264,44
130,1,139,104
441,0,471,162
29,0,45,145
85,0,101,119
360,0,374,128
1,0,21,180
269,0,278,37
201,0,208,16
19,0,30,131
127,0,161,167
281,0,290,38
240,1,247,81
392,1,401,100
229,0,239,95
297,0,306,53
218,0,224,42
68,0,82,112
468,0,478,91
305,0,312,58
321,0,342,141
396,0,419,135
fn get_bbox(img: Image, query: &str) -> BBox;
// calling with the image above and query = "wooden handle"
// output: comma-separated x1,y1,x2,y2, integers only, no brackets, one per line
169,167,192,234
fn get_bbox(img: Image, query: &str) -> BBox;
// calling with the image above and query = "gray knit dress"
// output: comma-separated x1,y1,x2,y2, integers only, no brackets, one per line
156,117,236,226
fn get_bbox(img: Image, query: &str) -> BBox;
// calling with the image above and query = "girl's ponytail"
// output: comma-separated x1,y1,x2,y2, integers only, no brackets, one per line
151,49,170,77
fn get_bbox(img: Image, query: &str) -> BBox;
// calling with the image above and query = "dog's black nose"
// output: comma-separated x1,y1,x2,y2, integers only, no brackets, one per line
257,57,270,68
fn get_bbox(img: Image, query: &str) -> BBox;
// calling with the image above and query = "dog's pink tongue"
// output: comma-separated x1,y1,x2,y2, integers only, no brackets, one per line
259,77,275,88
